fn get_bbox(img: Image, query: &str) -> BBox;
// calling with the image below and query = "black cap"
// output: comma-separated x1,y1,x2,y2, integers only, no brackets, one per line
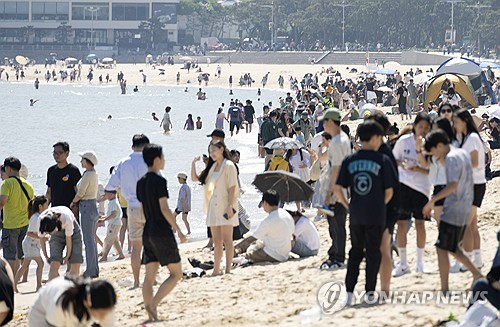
261,190,280,206
207,129,225,138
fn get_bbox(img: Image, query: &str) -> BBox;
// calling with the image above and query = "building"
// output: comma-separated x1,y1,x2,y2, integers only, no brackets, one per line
0,0,179,47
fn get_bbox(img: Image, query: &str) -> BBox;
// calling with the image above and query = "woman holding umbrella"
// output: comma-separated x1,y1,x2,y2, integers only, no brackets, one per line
191,142,239,276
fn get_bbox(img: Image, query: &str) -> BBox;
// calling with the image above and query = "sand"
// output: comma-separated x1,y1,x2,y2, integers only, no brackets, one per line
8,63,500,326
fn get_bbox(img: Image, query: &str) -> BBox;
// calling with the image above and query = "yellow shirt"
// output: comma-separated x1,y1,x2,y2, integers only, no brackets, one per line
76,170,99,200
117,189,128,208
0,177,34,229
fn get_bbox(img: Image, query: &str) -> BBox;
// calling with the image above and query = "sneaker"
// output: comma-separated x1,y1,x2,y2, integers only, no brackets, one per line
320,259,334,270
459,265,469,273
319,259,344,270
313,204,334,217
392,263,411,277
449,262,462,273
346,292,353,306
416,263,431,274
330,261,345,270
364,292,377,304
473,259,484,269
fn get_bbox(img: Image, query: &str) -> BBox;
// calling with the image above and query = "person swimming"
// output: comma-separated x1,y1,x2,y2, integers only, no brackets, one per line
29,99,39,106
107,115,112,119
133,86,139,92
152,113,159,121
184,87,189,92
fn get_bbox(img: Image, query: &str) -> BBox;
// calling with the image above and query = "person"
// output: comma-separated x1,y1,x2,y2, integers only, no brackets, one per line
151,113,159,121
174,172,191,235
184,114,195,130
318,109,351,270
46,142,82,218
14,196,48,293
243,100,255,133
28,276,116,327
407,79,419,113
160,107,172,133
287,148,310,212
335,120,396,304
452,109,486,271
392,113,432,277
227,102,243,137
29,99,38,107
0,257,14,326
215,107,227,130
98,191,125,262
191,141,239,275
261,111,279,166
196,116,203,129
234,191,294,262
133,86,139,92
288,211,320,257
422,130,482,292
70,151,99,279
105,134,149,289
39,206,83,280
293,112,315,145
396,81,409,121
136,144,186,321
0,157,34,275
487,117,500,150
445,87,461,107
265,149,292,172
437,102,454,123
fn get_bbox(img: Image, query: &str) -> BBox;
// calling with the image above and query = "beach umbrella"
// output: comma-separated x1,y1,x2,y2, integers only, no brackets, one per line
480,62,500,69
102,57,113,63
413,72,434,85
87,54,96,58
265,137,303,150
65,57,78,62
15,55,28,65
252,171,314,202
377,86,393,93
373,68,396,75
146,54,153,58
179,56,193,61
50,52,57,57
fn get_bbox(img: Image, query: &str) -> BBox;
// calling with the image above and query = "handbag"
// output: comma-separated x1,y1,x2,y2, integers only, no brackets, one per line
309,159,321,181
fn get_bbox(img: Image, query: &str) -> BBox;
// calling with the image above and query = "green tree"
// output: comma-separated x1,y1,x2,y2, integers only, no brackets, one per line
55,22,72,44
138,17,166,49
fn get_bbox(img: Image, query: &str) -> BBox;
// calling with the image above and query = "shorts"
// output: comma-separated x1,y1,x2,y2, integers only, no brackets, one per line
49,221,84,264
245,117,254,124
2,226,28,260
104,224,121,247
473,183,486,208
142,233,181,266
398,102,406,114
128,207,146,241
385,209,398,235
121,207,128,219
22,237,41,259
243,241,278,263
398,183,429,221
174,208,189,215
433,185,446,206
435,221,466,253
230,121,240,132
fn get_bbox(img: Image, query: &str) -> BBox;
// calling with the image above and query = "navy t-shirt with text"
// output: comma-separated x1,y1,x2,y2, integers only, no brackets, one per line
336,150,398,225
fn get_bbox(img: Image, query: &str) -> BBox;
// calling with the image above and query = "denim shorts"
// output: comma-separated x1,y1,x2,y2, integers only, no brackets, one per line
49,221,84,264
2,226,28,260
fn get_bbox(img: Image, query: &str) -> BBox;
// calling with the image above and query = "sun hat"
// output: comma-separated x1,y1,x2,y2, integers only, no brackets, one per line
78,151,98,166
177,172,188,180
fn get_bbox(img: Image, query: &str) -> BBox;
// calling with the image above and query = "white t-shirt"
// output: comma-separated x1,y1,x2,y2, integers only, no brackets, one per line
289,150,310,171
39,206,75,237
448,94,461,106
27,213,40,233
106,198,122,226
328,131,352,167
393,133,431,196
460,133,486,184
428,157,447,186
294,217,320,251
251,208,295,262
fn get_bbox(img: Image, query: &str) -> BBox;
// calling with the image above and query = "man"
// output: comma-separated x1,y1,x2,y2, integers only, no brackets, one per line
257,106,271,158
0,157,34,274
243,100,256,133
105,134,149,289
260,111,279,166
227,102,243,137
46,141,81,217
293,112,315,145
318,108,352,270
407,79,419,113
486,66,495,83
234,190,294,262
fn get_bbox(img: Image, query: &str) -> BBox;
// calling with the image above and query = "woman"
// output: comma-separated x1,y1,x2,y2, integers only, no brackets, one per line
392,112,432,276
191,142,239,275
160,106,172,133
215,108,227,130
445,87,462,107
452,108,486,271
287,148,311,212
437,102,454,123
487,117,500,149
39,206,83,280
396,81,409,121
277,112,289,137
28,276,116,327
71,151,99,278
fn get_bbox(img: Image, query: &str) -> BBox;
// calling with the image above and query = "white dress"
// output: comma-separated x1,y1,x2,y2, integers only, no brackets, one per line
289,150,311,182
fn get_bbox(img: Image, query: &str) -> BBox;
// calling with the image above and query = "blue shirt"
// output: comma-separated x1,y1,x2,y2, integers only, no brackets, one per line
105,152,148,209
228,106,242,122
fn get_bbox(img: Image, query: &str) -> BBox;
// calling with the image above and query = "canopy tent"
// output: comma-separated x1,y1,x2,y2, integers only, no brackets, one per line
436,57,497,104
424,73,478,108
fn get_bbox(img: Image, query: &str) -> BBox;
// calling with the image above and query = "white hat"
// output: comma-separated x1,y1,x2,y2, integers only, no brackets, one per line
177,171,188,180
78,151,98,166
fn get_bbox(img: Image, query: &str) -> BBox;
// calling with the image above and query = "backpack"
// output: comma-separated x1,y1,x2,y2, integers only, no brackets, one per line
231,107,240,118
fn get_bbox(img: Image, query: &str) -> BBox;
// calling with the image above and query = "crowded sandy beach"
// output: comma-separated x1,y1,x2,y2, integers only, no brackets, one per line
0,55,500,327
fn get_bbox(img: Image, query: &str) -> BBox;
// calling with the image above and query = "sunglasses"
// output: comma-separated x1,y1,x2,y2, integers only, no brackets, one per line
440,109,452,114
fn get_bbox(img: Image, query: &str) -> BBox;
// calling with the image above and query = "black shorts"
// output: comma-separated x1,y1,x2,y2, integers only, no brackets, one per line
230,121,240,132
433,185,446,206
398,183,429,221
245,117,254,124
385,209,398,235
398,102,406,114
142,233,181,266
174,208,189,215
121,207,128,219
435,221,466,253
473,183,486,208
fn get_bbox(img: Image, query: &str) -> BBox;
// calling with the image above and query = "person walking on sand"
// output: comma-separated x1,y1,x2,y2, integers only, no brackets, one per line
216,107,227,130
173,172,191,235
97,191,125,262
137,144,186,321
105,134,149,289
191,141,239,276
243,100,256,133
160,107,172,133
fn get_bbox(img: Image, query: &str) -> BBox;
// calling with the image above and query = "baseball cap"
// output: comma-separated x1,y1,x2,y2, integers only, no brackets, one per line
78,151,98,166
177,171,188,180
318,108,341,121
207,129,225,138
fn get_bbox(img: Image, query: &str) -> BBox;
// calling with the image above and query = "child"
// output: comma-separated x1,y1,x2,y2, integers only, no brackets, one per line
293,126,306,147
14,195,49,292
334,120,397,304
174,172,192,235
136,144,186,321
98,191,125,262
196,116,203,129
184,114,195,130
422,130,483,291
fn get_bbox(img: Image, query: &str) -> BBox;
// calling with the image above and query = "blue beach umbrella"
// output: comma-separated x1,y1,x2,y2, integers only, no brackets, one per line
480,62,500,69
373,68,396,75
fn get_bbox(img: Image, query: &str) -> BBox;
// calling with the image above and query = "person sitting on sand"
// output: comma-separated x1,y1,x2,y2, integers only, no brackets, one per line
287,211,320,258
234,190,294,263
97,191,125,262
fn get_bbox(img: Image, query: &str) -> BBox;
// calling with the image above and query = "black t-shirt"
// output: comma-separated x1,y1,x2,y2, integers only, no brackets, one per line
378,143,400,214
366,81,375,91
243,105,255,119
46,164,81,207
397,86,407,104
136,172,172,238
0,260,13,326
336,150,398,225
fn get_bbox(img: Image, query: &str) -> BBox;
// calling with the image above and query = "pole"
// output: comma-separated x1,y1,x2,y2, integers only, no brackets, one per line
466,2,490,59
445,0,464,43
333,1,352,52
86,6,99,50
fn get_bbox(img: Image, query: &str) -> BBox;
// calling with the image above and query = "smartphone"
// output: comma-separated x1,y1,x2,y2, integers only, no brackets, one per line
223,208,237,220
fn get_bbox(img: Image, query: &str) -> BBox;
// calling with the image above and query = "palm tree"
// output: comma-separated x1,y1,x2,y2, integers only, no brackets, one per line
138,17,166,50
55,22,72,44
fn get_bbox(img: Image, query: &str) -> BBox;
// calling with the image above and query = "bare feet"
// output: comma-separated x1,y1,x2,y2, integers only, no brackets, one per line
116,256,125,260
128,283,140,290
19,279,28,284
98,252,103,257
211,271,223,277
99,257,108,263
145,304,158,321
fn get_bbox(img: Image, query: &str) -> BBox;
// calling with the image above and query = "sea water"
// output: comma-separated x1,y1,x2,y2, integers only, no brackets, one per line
0,81,287,242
